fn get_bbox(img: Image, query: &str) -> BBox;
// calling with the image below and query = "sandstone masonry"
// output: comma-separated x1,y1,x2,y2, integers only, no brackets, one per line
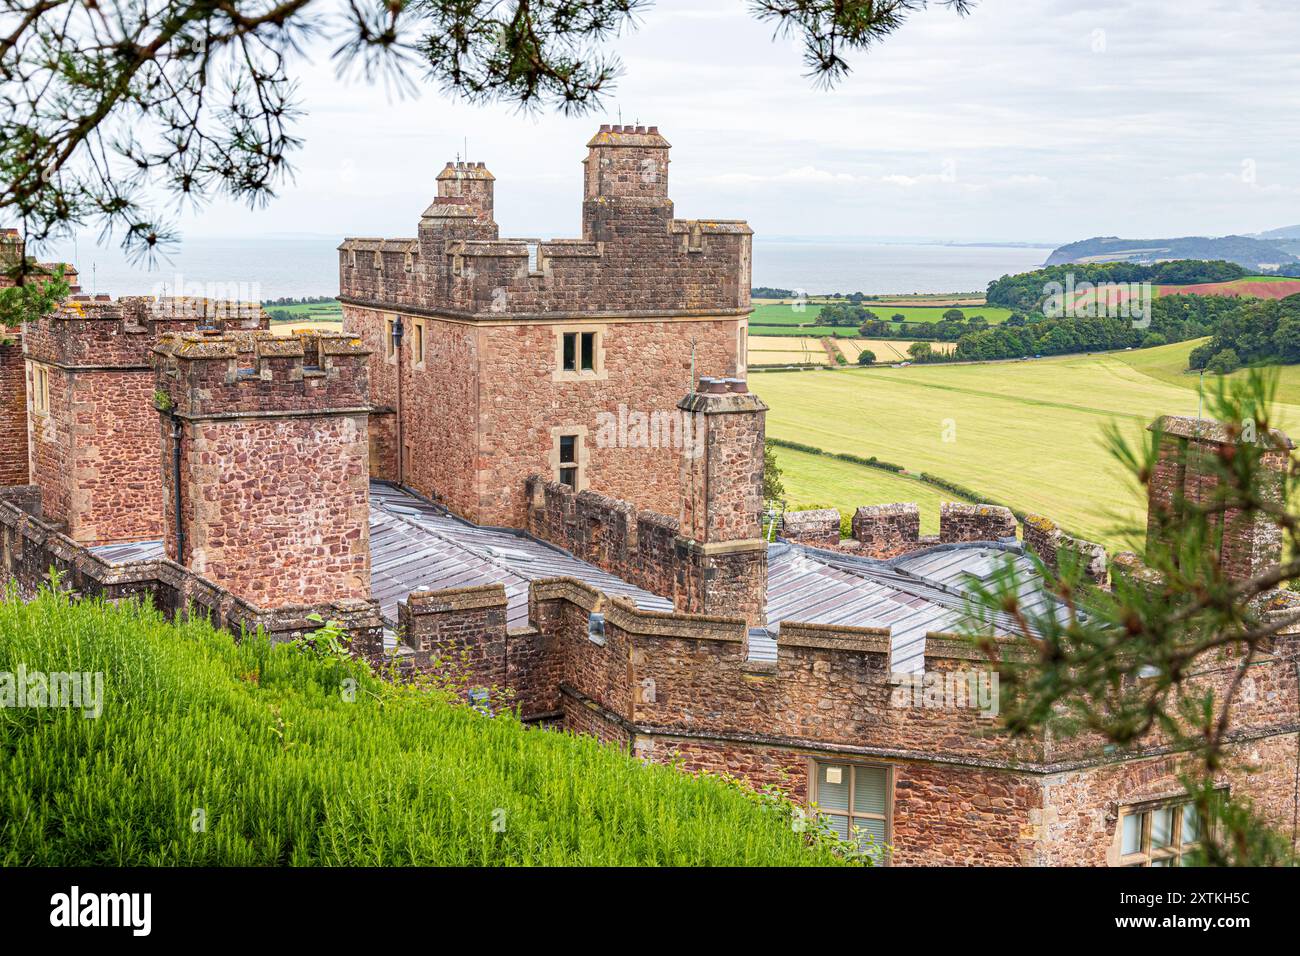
338,126,752,528
24,295,267,544
152,329,372,608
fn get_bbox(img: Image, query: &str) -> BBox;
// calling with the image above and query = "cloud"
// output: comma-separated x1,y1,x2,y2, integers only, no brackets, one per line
113,0,1300,244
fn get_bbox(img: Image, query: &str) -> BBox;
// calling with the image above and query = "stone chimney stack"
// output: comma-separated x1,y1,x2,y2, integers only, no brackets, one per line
0,228,23,287
582,125,673,240
152,329,373,608
1146,414,1293,583
675,376,768,629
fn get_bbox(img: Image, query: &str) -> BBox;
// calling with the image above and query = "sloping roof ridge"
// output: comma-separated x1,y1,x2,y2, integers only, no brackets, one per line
369,501,534,588
782,540,1033,634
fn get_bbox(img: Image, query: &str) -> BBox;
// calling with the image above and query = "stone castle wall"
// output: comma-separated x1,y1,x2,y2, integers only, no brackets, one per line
0,332,27,486
23,297,268,544
1022,513,1108,582
939,502,1018,543
390,572,1300,866
337,127,749,529
153,330,372,608
1146,415,1292,582
0,486,381,646
342,307,742,527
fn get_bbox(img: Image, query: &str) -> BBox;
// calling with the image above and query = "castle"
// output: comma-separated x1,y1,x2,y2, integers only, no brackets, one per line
2,130,1298,866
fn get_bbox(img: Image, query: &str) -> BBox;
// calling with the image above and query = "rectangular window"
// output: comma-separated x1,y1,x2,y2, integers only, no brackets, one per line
384,318,395,360
812,761,890,858
32,364,49,416
1117,800,1204,866
562,332,577,372
554,326,606,382
558,433,578,488
413,319,426,368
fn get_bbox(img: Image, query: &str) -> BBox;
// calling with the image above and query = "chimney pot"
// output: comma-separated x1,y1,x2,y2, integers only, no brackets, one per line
635,125,646,134
600,124,611,132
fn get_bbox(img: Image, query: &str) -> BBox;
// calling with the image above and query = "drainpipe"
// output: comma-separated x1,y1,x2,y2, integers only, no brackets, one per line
393,316,405,486
170,411,185,563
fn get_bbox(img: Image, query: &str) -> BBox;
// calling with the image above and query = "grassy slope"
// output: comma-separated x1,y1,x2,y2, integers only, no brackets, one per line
0,591,844,867
772,445,955,535
755,340,1300,549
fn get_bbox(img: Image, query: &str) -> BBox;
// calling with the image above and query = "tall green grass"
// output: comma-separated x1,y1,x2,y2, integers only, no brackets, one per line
0,588,846,866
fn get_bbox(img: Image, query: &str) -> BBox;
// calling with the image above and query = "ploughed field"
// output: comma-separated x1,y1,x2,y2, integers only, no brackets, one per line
756,339,1300,549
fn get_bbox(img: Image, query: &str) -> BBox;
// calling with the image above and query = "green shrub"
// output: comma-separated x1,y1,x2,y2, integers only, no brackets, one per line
0,588,851,866
1206,348,1241,375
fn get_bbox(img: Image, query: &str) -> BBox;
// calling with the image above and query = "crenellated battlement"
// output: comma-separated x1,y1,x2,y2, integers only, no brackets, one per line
25,295,267,370
152,329,370,419
339,125,752,321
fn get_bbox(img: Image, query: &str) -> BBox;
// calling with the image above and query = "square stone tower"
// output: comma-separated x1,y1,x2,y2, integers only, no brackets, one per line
1146,415,1294,582
338,126,753,529
151,330,372,608
23,296,266,544
676,376,768,629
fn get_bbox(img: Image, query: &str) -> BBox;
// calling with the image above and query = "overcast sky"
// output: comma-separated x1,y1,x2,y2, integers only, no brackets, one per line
144,0,1300,244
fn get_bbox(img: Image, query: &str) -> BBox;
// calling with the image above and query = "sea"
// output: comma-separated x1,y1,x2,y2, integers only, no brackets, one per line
37,236,1056,302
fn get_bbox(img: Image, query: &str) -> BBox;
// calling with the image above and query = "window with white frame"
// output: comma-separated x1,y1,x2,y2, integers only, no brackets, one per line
811,760,890,856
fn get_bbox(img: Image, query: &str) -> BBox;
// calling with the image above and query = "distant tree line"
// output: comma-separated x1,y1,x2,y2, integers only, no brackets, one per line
1187,294,1300,374
985,260,1248,312
956,293,1289,364
262,296,338,307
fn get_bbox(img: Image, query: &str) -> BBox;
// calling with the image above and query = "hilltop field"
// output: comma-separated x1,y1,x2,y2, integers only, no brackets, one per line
757,338,1300,550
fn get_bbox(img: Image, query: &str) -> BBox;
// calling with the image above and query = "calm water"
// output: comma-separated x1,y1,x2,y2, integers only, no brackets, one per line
41,236,1054,301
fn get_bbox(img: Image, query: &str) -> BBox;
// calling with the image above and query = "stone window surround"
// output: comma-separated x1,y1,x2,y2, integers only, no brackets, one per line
412,318,427,370
808,757,893,862
1111,790,1220,867
384,314,397,365
549,424,589,491
552,323,608,383
29,361,50,417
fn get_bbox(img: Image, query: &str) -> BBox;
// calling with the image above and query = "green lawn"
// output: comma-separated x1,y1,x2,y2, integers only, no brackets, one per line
772,445,960,535
753,339,1300,550
0,590,846,866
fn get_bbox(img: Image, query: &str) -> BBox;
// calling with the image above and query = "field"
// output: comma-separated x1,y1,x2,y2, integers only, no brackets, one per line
264,299,345,321
772,445,956,535
271,319,343,336
748,336,954,366
754,339,1300,549
0,589,845,866
1155,277,1300,300
751,301,1013,333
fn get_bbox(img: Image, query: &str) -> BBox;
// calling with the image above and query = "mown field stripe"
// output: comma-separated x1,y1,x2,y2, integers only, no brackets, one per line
831,366,1154,423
